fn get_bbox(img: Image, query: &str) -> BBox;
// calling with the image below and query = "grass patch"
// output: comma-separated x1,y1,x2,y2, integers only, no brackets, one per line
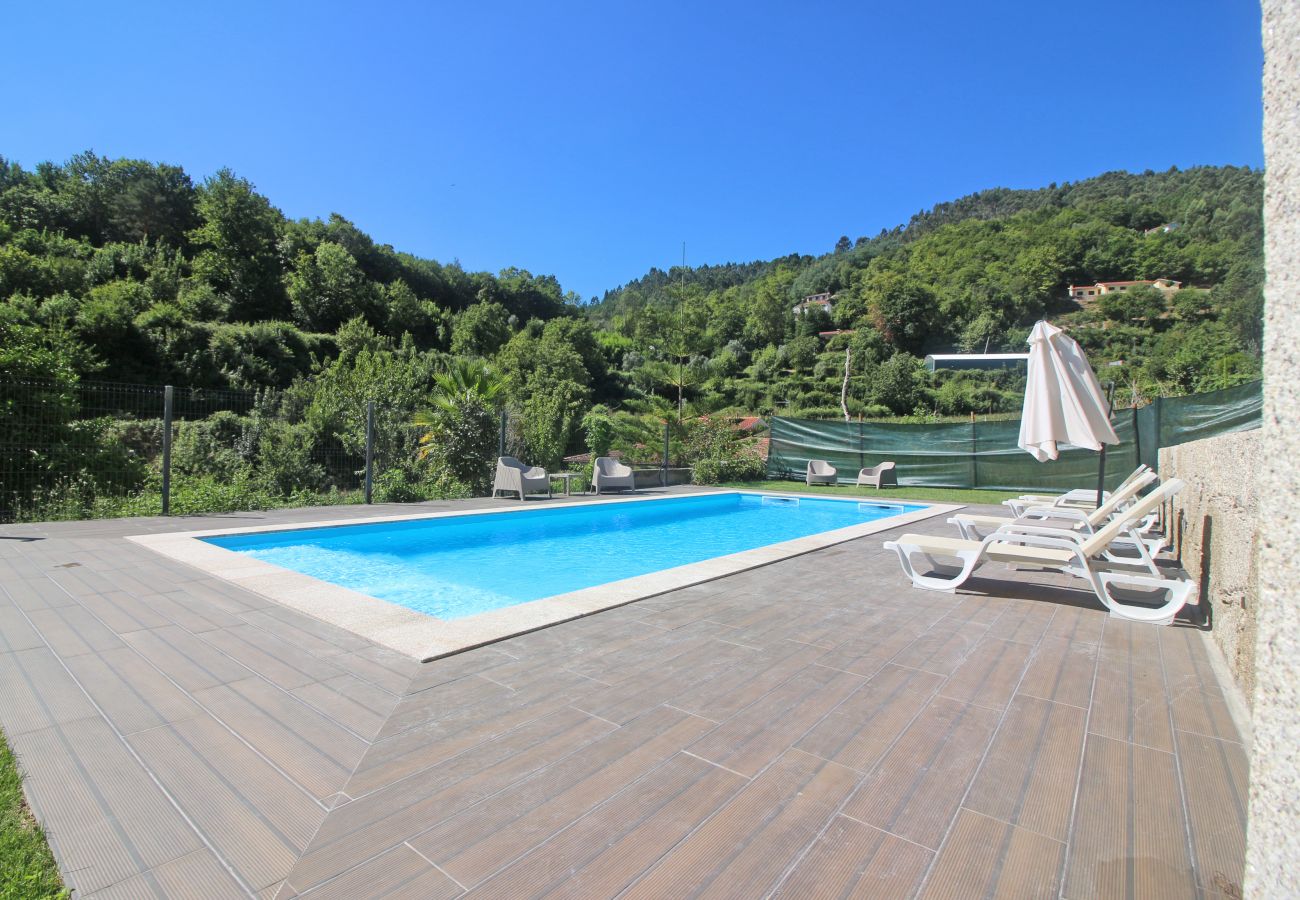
720,480,1021,506
0,729,67,900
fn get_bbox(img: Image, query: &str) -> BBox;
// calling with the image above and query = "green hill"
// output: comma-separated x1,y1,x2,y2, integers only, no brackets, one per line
0,154,1258,457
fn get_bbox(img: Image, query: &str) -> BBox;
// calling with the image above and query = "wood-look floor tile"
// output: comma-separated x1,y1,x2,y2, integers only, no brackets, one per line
891,623,990,676
291,674,399,740
298,844,462,900
1064,734,1196,899
939,636,1033,711
669,641,826,722
773,814,932,899
121,625,251,693
920,808,1064,900
194,677,367,800
287,707,614,892
15,717,205,896
65,646,203,735
411,705,714,887
1042,605,1106,644
1090,642,1174,753
0,647,99,735
1017,637,1098,709
687,664,865,776
795,664,944,773
841,696,1001,849
80,849,248,900
621,750,861,899
1177,730,1248,897
128,715,326,892
964,695,1086,842
465,752,746,900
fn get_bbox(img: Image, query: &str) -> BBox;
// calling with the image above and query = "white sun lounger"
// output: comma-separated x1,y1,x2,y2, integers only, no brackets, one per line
950,469,1164,558
1004,464,1151,517
884,478,1193,625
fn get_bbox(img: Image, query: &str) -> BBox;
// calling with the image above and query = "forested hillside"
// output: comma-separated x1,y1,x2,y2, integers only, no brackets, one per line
0,153,1264,517
592,166,1262,416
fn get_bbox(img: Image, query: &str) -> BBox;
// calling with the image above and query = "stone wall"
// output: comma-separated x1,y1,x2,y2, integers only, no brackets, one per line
1160,430,1260,700
1248,2,1300,894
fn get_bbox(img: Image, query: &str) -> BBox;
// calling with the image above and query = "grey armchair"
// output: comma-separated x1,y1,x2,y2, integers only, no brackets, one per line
806,460,837,486
592,456,636,495
493,457,551,501
857,461,897,489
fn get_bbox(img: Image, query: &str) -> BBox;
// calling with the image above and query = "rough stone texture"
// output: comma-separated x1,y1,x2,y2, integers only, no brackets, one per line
1248,3,1300,895
1160,430,1260,701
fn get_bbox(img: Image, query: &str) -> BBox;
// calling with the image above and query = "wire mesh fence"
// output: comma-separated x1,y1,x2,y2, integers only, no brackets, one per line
0,378,373,523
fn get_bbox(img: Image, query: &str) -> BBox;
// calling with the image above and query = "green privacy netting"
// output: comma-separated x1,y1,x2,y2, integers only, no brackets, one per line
767,380,1262,492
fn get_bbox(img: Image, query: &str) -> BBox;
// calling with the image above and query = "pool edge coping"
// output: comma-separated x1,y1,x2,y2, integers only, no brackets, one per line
126,490,962,662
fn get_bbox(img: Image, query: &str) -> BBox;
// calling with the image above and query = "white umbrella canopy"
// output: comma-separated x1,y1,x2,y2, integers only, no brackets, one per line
1018,320,1119,462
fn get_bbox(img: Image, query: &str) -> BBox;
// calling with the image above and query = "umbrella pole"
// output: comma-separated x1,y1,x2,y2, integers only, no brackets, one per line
1096,380,1116,508
1096,446,1106,509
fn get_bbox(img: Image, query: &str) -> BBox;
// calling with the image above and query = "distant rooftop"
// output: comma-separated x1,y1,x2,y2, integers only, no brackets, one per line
924,352,1030,371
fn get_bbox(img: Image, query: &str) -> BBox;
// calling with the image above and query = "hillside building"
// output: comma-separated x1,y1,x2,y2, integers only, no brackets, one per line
1067,278,1182,304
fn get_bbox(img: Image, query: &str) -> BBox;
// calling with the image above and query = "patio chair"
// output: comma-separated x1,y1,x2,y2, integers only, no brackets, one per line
493,456,551,501
857,461,897,489
592,456,636,495
1004,464,1151,517
883,478,1193,625
950,469,1164,558
806,460,837,486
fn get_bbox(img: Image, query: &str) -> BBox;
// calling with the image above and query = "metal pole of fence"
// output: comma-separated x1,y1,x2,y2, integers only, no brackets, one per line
499,408,507,457
662,422,670,487
970,417,978,490
161,385,174,515
364,401,375,504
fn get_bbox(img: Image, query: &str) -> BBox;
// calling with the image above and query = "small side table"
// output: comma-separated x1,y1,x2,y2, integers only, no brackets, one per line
550,472,578,496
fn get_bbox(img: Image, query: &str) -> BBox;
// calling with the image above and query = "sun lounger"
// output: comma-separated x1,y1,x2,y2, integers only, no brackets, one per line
493,456,551,501
857,462,897,489
592,456,636,495
806,460,837,486
950,469,1164,558
1004,465,1151,517
884,478,1193,625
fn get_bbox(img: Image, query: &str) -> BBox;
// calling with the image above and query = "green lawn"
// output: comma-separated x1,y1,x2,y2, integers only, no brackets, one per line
720,480,1020,506
0,730,67,900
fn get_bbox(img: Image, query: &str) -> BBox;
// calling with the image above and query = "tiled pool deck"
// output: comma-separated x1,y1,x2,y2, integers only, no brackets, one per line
0,488,1248,899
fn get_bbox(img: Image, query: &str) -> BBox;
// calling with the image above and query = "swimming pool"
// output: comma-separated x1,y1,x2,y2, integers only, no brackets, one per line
204,492,925,620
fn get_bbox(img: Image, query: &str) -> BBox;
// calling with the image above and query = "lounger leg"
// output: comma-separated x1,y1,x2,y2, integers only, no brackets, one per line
1084,569,1196,625
884,541,982,592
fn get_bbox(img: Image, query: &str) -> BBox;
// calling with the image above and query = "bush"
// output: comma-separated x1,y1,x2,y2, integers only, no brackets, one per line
684,415,766,485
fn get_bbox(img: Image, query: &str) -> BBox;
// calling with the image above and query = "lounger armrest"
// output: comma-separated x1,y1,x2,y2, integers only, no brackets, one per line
993,523,1089,545
986,530,1089,555
1019,506,1089,524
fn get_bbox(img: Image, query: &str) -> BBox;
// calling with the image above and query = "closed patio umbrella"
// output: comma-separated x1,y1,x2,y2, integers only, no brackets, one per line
1019,320,1119,502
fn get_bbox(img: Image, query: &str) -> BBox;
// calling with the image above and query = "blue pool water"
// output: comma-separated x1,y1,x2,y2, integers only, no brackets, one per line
205,493,923,620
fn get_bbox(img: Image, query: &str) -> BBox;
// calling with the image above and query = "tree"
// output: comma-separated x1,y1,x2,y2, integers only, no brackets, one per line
450,301,511,356
869,352,924,414
1097,284,1166,325
189,169,286,321
416,360,506,493
834,235,852,254
286,242,380,332
865,269,937,354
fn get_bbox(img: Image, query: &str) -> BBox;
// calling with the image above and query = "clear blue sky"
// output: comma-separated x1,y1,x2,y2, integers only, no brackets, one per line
1,0,1264,301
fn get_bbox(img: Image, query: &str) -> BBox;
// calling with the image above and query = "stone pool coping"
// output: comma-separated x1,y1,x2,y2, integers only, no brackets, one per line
127,489,960,661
